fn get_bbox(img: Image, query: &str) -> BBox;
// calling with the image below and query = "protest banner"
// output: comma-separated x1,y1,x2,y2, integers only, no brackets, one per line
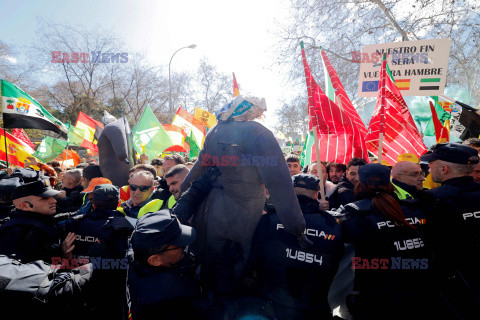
358,38,451,97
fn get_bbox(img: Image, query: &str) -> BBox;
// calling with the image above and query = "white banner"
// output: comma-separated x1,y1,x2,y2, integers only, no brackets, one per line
358,38,451,97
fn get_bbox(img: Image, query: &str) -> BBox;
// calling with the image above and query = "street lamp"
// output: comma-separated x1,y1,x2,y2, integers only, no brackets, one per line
168,44,197,118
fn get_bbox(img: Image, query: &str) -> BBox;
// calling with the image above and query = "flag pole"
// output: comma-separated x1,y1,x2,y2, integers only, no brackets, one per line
377,133,384,163
65,145,69,168
2,128,9,168
377,53,387,164
312,126,326,201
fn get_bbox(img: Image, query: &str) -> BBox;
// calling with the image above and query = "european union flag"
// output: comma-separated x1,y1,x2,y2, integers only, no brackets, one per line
362,81,379,92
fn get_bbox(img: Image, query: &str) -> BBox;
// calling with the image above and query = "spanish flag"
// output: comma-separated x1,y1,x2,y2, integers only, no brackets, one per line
194,107,217,128
233,72,240,97
0,128,35,167
75,112,104,152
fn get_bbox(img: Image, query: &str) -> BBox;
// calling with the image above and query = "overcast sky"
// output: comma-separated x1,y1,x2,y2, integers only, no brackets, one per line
0,0,293,129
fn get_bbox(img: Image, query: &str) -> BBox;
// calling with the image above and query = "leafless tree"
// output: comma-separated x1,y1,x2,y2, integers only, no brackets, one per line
193,58,230,113
274,94,309,137
275,0,480,110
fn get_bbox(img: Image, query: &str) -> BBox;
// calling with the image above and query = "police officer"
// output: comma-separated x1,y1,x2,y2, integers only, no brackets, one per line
0,177,21,221
0,254,93,319
420,143,480,318
127,210,206,320
65,184,133,319
247,174,344,320
0,180,74,264
338,164,438,320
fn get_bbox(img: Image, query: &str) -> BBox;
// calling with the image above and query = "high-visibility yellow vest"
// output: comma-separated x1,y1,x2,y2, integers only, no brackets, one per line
117,195,176,219
392,182,413,200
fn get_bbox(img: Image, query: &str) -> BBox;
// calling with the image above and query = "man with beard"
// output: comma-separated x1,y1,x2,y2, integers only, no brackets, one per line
328,158,367,210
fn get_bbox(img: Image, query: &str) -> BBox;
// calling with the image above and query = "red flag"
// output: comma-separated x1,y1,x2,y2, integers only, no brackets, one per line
12,128,35,149
1,129,35,167
75,112,104,152
301,42,368,164
429,101,449,143
320,50,368,139
365,55,427,165
233,72,240,97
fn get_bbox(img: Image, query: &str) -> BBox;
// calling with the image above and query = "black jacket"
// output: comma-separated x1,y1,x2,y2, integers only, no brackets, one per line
249,195,344,320
65,207,133,320
56,184,85,213
426,176,480,319
0,255,93,319
339,197,441,319
155,177,172,202
66,207,133,259
0,210,62,263
127,255,206,320
0,203,14,221
328,175,355,210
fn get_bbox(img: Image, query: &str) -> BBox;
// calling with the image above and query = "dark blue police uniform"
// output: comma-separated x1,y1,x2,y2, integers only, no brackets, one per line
0,210,62,263
249,175,344,320
421,143,480,319
66,184,133,320
339,164,440,320
127,254,204,320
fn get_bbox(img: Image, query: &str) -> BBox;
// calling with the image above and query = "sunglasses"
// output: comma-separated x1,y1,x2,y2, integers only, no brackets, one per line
129,184,151,192
158,246,182,254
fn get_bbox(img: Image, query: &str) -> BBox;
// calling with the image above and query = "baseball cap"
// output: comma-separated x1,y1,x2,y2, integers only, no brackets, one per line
11,180,61,200
82,177,113,193
92,184,119,202
420,143,479,164
131,210,196,251
292,173,320,191
359,164,391,187
397,153,419,163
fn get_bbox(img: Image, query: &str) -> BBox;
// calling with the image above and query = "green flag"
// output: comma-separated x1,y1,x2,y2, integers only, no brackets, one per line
185,131,200,158
300,131,314,167
132,105,173,159
66,123,86,146
424,96,452,136
1,79,68,135
33,136,68,162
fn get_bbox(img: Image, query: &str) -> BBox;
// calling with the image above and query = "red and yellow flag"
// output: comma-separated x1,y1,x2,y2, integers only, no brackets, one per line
0,128,35,167
429,101,450,143
75,112,104,152
233,72,240,97
193,107,217,128
162,124,189,153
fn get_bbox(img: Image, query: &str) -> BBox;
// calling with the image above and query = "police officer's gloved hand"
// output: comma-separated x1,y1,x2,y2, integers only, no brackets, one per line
297,233,313,249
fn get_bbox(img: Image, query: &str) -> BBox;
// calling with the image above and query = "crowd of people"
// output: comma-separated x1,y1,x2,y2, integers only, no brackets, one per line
2,115,480,319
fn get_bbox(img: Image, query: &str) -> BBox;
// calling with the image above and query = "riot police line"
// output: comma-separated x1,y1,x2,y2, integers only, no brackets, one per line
1,114,480,318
